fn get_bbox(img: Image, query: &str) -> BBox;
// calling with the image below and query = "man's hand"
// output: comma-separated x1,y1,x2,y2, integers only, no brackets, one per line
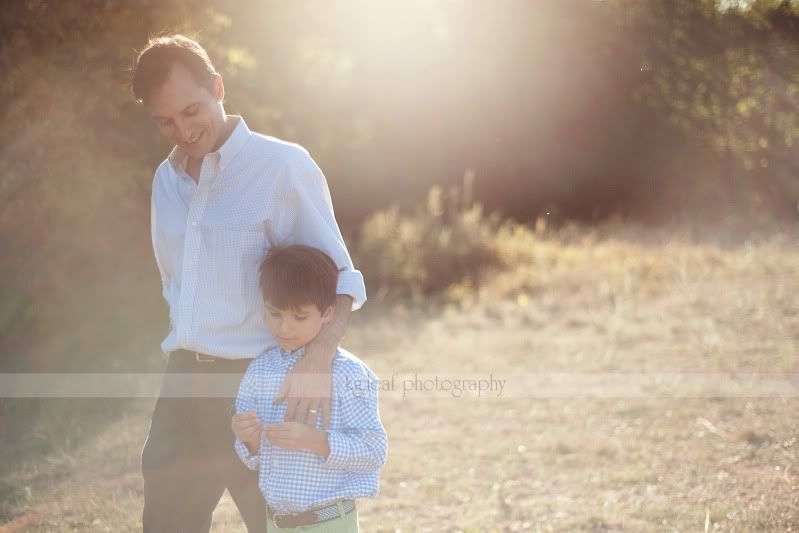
274,294,353,428
231,410,263,454
274,346,334,427
263,422,330,457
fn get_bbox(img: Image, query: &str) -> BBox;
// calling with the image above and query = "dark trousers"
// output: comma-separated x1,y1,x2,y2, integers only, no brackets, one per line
141,350,266,532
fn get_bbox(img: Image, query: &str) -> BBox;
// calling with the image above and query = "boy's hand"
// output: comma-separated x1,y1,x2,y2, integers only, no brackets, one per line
263,422,329,457
232,410,263,453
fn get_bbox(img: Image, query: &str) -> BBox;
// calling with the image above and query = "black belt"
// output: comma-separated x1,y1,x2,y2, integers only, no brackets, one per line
172,349,251,366
267,500,356,529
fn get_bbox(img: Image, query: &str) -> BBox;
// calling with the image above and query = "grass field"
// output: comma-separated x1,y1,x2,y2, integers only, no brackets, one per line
1,224,797,532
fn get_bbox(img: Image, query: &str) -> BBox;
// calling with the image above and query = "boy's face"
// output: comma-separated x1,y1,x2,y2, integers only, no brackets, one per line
265,302,334,352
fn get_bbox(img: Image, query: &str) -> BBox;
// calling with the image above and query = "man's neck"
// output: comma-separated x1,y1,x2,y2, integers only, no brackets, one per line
186,157,202,183
186,115,238,183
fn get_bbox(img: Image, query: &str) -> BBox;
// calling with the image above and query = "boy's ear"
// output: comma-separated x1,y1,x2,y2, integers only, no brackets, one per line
321,305,335,324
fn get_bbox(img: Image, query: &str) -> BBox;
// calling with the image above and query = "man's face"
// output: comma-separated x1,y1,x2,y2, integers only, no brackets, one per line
144,62,227,160
264,302,334,352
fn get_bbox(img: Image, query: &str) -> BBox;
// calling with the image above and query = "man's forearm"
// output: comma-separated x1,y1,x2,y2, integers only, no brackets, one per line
307,294,353,359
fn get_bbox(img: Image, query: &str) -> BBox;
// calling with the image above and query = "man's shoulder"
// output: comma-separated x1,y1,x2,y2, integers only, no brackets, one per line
245,131,312,166
151,158,173,186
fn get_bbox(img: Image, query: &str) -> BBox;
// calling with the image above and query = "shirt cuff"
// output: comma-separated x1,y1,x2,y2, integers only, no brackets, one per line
322,430,351,470
234,438,260,471
336,270,367,311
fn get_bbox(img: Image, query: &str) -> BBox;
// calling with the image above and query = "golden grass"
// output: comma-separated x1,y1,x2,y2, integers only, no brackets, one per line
2,223,797,532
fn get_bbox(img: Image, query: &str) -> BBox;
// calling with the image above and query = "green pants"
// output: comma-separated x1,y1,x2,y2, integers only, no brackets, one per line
266,500,359,533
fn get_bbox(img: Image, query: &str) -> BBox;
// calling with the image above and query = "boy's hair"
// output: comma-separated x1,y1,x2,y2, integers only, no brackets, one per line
259,245,339,311
131,34,217,104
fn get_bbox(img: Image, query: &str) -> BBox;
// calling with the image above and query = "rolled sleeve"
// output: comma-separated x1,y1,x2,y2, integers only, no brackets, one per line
235,438,261,471
337,269,367,311
323,430,351,470
322,428,386,472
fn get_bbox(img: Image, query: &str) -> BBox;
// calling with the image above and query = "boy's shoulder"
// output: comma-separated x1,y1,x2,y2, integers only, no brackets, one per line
247,346,284,369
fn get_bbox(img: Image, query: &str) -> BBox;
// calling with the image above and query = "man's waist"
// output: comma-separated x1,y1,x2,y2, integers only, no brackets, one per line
165,350,253,377
173,349,249,364
160,329,279,359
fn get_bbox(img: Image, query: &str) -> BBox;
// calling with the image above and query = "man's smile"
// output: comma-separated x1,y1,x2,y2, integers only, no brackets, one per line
185,129,204,145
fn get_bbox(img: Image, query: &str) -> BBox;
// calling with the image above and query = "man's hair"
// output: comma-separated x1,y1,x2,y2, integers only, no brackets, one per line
259,244,339,312
131,34,217,104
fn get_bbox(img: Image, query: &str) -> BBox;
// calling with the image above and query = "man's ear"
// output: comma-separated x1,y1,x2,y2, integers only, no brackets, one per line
213,74,225,102
321,305,335,325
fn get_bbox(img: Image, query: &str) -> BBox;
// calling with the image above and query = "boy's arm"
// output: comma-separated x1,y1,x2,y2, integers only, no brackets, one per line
322,366,387,473
234,366,261,471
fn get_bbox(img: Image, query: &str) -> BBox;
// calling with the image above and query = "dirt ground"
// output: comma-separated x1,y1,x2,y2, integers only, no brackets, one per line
2,228,797,532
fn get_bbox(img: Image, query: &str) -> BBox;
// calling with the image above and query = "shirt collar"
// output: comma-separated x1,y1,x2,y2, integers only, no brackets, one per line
167,115,251,176
279,345,306,359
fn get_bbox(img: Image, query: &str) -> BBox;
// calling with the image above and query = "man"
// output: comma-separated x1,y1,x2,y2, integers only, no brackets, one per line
131,35,366,532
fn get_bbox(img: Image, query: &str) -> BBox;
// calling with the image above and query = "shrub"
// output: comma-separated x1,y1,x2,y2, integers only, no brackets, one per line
355,186,505,301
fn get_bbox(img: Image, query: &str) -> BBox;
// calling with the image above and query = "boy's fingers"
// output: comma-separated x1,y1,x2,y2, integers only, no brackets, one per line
232,419,261,433
264,423,291,432
243,425,261,436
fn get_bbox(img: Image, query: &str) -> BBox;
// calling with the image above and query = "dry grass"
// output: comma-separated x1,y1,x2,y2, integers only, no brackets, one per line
2,224,797,532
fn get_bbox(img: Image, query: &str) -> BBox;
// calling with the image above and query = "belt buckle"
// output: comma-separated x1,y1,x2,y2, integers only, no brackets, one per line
270,508,317,529
270,510,302,529
195,351,215,363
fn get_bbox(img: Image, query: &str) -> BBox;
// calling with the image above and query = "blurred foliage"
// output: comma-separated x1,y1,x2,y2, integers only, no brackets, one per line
356,184,504,301
1,0,799,466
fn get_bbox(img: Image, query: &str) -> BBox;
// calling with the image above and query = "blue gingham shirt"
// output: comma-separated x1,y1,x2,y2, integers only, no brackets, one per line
234,346,387,514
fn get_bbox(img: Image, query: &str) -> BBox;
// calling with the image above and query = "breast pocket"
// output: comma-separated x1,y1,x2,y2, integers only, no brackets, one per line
209,227,267,311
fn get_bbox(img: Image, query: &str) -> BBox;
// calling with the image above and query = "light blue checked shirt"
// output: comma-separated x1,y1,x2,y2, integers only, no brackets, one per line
234,346,387,514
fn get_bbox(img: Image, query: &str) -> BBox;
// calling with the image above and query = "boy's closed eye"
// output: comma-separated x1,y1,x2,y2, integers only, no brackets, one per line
266,306,309,321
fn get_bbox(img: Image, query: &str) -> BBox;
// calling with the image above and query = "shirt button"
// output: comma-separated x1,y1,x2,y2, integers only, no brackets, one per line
191,221,198,227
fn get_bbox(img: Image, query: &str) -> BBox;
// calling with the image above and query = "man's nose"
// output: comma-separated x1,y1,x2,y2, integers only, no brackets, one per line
175,119,191,142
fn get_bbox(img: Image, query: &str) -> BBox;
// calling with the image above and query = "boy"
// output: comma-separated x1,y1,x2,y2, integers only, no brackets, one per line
232,244,387,532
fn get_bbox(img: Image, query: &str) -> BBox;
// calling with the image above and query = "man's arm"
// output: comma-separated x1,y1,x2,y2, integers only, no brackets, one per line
266,362,387,474
275,294,352,428
272,150,366,428
150,175,170,303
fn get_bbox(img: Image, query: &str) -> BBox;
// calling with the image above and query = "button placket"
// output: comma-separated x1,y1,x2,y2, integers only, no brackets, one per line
175,160,215,344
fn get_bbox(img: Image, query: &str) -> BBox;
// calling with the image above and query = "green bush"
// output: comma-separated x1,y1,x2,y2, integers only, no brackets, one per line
355,186,505,301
